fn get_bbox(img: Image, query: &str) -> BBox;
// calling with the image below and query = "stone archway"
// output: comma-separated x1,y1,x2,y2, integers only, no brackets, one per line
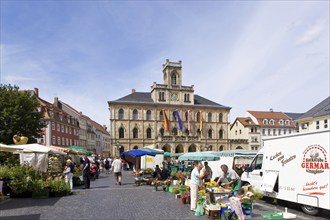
236,146,243,149
162,144,171,153
133,145,138,149
188,144,196,152
175,145,184,153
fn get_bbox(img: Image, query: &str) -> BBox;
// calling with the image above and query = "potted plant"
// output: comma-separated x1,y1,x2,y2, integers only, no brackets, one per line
31,179,49,199
151,179,160,191
48,179,70,197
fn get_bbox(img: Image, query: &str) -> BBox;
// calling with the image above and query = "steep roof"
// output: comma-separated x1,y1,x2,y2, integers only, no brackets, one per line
108,92,230,109
298,96,330,119
284,112,304,120
230,117,258,130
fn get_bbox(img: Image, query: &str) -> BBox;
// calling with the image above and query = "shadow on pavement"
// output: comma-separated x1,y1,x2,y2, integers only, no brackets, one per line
0,214,41,220
0,197,60,210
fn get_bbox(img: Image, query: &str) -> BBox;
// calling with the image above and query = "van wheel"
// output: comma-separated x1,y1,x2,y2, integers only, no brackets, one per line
301,205,319,215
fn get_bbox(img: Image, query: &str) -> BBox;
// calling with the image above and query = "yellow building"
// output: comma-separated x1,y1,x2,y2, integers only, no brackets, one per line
108,60,231,156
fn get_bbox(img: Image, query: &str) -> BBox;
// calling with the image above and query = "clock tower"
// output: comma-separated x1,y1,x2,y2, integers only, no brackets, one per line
151,59,194,105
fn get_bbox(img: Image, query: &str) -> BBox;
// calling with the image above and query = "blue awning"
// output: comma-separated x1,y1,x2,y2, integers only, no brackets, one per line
121,149,156,157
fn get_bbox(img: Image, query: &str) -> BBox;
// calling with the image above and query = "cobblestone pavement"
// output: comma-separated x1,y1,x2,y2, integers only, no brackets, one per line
1,171,329,220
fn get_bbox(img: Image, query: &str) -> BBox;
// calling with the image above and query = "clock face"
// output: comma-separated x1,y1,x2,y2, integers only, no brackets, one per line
171,93,178,101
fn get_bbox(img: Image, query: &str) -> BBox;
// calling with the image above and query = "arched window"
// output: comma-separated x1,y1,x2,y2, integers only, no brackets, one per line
133,128,138,139
185,128,189,136
146,128,152,139
219,113,223,122
159,128,164,137
285,120,290,126
197,129,201,136
172,111,177,120
219,129,224,139
208,112,212,122
263,119,268,125
146,110,151,120
269,119,274,125
172,128,178,136
119,127,125,139
133,146,138,149
159,111,164,121
279,119,284,125
197,112,201,122
171,73,177,85
118,109,124,120
236,146,243,149
219,145,224,151
133,109,138,120
208,129,212,139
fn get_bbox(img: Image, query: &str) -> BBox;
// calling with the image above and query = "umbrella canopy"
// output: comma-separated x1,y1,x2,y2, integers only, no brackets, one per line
178,151,220,161
164,152,172,157
68,146,91,155
0,143,25,152
121,149,156,158
141,147,164,155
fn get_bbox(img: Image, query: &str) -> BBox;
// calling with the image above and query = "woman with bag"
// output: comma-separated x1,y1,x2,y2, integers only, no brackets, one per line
64,159,74,190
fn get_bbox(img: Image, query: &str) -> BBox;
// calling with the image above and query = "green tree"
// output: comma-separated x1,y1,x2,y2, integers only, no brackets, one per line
0,84,45,144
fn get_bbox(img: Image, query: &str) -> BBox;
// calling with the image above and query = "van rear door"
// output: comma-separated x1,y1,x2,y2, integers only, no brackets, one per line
245,154,264,193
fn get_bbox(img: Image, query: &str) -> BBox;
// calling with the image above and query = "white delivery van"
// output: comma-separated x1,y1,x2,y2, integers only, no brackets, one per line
241,130,330,215
207,150,257,179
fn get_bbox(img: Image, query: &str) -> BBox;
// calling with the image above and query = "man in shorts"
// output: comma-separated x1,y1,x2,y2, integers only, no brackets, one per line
112,156,123,185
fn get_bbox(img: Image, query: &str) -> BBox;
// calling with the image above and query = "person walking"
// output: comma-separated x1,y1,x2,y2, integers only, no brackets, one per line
215,164,241,196
104,158,110,174
112,156,123,185
64,159,74,190
82,155,91,189
190,161,204,212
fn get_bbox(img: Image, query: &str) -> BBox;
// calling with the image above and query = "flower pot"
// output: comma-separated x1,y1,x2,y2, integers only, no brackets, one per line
166,185,170,192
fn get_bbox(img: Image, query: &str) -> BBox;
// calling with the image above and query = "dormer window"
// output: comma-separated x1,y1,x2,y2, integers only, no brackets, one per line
285,120,290,126
279,119,284,125
263,119,268,125
269,119,274,125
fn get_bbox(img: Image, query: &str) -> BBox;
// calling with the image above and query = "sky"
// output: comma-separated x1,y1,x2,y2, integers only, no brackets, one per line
1,1,329,127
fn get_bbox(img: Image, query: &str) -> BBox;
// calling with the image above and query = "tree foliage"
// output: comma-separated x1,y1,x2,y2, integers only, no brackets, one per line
0,84,45,144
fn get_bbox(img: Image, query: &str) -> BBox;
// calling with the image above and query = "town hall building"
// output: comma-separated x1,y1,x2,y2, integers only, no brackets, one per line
108,60,231,156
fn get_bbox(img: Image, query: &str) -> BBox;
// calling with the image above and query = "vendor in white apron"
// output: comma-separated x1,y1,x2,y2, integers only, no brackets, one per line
215,164,241,196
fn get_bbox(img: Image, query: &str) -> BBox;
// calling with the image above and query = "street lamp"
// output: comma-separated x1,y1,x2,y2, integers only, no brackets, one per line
115,141,121,157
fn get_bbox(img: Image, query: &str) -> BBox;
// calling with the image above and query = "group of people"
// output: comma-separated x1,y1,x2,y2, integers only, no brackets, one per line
190,161,241,212
63,155,125,190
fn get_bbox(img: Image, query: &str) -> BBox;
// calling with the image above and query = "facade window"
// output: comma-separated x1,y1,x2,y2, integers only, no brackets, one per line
268,129,271,135
69,128,72,135
49,110,53,118
279,119,283,125
57,137,61,145
52,122,55,130
159,111,164,121
269,119,274,125
119,127,125,139
278,129,281,135
159,128,164,137
185,128,189,136
59,114,63,121
208,112,212,122
219,145,224,151
219,113,223,122
57,124,60,132
61,125,64,133
262,129,265,135
263,119,268,125
197,112,201,122
52,136,56,144
146,128,152,139
219,129,224,139
133,128,138,139
239,129,242,134
133,109,138,120
158,92,165,101
172,111,177,120
302,123,309,130
65,126,68,134
285,120,290,126
325,119,328,128
184,94,190,102
146,110,151,120
316,121,320,129
171,73,177,85
284,129,286,135
235,130,237,135
208,129,212,139
289,129,292,134
197,129,201,136
251,127,254,133
70,139,72,146
185,111,188,121
273,129,276,136
172,128,178,136
66,138,69,146
118,109,124,120
62,137,65,145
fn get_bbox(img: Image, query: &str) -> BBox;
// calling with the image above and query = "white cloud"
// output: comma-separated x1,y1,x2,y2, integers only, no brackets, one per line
296,20,326,45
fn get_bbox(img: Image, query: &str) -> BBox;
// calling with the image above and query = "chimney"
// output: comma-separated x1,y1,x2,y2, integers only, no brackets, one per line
34,88,39,97
132,89,136,93
54,97,59,106
270,108,274,112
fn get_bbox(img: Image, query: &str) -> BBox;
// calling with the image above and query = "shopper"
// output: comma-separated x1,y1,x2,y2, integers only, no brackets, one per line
112,156,123,185
190,161,204,212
